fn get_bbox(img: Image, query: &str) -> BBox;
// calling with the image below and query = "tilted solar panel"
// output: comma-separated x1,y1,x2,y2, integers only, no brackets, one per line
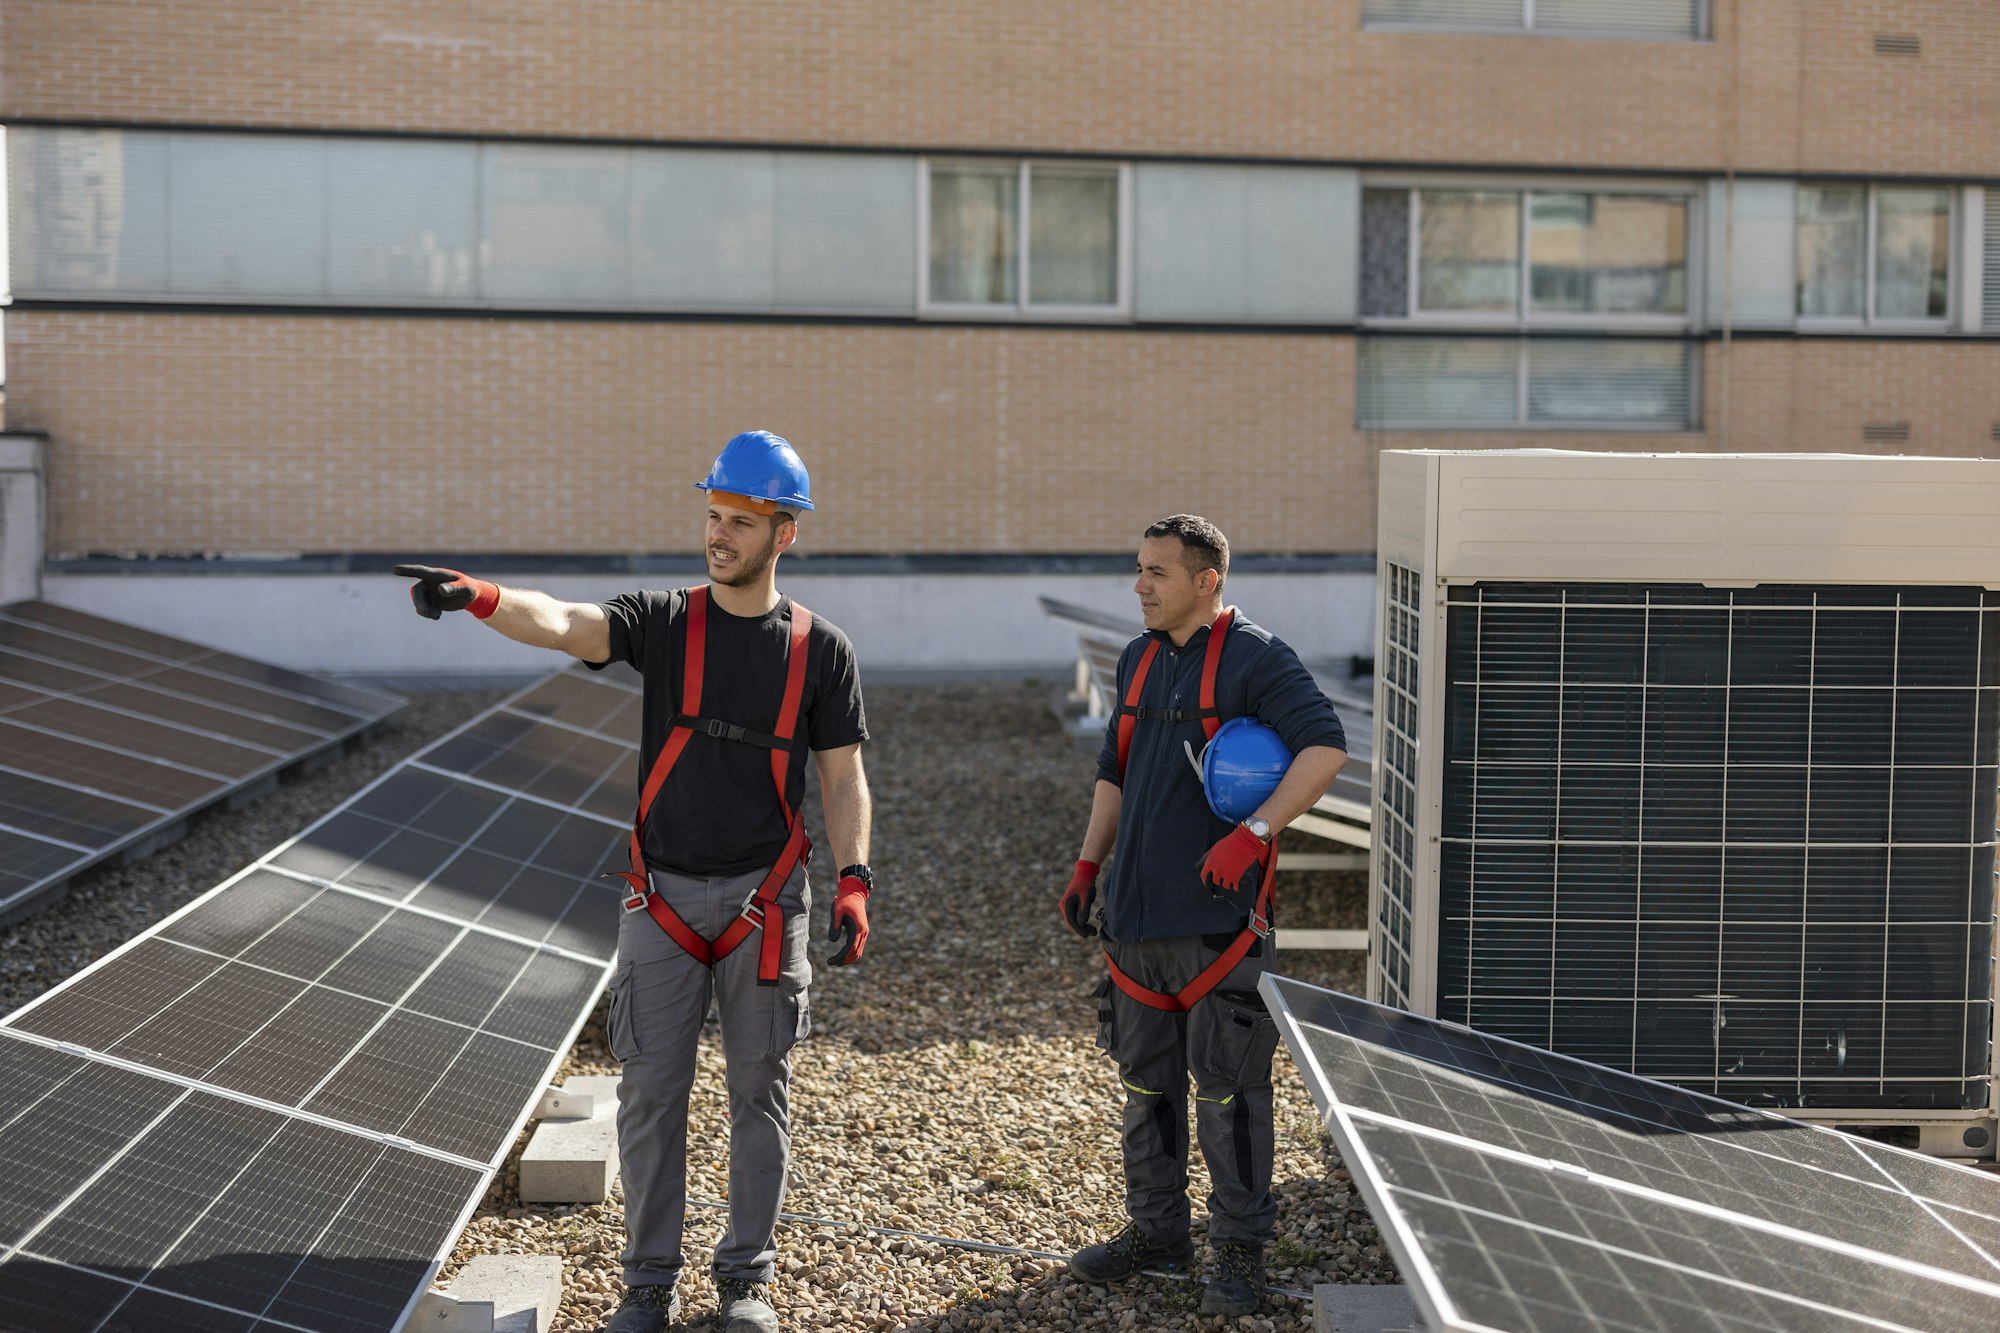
0,662,643,1332
0,601,404,923
1264,973,2000,1333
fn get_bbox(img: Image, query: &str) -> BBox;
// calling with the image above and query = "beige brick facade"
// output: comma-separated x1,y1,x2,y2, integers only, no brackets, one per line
3,2,1997,177
3,3,1996,561
7,312,1994,558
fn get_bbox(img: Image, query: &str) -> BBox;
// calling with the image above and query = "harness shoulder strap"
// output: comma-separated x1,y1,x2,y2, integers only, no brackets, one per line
1113,638,1162,780
1198,606,1236,742
1114,607,1238,779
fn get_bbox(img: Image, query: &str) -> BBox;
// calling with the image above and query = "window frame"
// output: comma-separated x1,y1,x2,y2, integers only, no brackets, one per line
1796,182,1956,332
1366,176,1702,332
1359,0,1710,41
918,157,1134,321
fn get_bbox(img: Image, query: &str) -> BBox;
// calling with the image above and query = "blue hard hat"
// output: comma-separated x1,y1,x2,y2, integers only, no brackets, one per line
694,430,815,510
1199,717,1293,823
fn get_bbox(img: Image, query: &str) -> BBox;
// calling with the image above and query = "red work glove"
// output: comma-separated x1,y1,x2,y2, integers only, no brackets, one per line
826,874,871,967
393,564,501,620
1059,859,1100,937
1199,825,1270,898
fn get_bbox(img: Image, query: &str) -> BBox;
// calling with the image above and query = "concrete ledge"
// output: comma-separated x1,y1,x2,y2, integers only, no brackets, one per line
1314,1283,1417,1333
520,1075,622,1205
447,1255,564,1333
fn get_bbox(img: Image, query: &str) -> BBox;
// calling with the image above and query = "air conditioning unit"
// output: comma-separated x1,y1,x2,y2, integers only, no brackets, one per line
1371,450,2000,1154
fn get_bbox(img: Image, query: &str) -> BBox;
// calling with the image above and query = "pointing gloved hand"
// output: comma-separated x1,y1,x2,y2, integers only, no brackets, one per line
826,874,871,967
1059,859,1100,937
393,564,502,620
1199,824,1270,899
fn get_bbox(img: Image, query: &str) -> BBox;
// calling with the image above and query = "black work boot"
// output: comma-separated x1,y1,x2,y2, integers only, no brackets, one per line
603,1283,681,1333
1067,1221,1196,1283
714,1276,779,1333
1200,1240,1268,1316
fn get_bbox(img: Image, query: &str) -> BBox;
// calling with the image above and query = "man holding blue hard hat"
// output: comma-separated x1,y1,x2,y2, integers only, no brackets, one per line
1059,514,1347,1317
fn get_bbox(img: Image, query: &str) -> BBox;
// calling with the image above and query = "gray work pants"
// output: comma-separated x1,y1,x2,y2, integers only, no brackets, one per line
1095,934,1280,1246
609,863,811,1290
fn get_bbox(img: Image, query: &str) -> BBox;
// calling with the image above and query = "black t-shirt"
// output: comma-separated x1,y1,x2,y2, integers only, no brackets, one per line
587,588,867,877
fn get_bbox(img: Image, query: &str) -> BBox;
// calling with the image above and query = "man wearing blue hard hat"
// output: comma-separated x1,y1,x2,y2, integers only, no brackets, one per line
394,430,873,1333
1059,514,1347,1317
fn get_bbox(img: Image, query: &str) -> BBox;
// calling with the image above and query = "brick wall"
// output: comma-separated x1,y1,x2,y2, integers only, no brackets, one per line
8,312,1994,559
4,2,1995,176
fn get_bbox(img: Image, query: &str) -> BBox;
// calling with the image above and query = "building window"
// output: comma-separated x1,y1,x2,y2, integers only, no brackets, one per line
1365,186,1691,325
922,160,1128,317
1798,184,1951,325
1357,337,1699,430
1361,0,1706,39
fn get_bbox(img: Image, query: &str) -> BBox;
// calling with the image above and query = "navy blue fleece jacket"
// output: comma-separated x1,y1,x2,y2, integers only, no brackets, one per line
1093,610,1346,942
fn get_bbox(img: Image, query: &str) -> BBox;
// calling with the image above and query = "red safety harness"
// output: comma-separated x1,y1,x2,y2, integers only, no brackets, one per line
1105,606,1276,1013
612,586,812,987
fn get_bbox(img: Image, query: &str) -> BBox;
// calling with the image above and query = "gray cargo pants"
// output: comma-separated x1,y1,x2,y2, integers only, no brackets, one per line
609,863,811,1291
1095,934,1280,1246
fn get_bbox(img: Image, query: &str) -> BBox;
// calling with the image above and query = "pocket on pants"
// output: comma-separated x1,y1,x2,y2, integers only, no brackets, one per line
607,962,637,1064
769,984,811,1058
1199,988,1278,1089
1091,976,1117,1056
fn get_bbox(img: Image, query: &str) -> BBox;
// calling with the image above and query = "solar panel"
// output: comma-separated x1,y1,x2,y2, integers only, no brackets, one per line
1264,972,2000,1333
0,663,639,1332
0,600,403,923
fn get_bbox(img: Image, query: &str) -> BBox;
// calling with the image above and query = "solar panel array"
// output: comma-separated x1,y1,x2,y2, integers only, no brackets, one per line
0,664,641,1333
0,600,404,922
1266,973,2000,1333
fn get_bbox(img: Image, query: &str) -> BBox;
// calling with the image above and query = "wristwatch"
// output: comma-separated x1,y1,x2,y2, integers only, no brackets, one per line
1241,817,1272,843
838,863,875,888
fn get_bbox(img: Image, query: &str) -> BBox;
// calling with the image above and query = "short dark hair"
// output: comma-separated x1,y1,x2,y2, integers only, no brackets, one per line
1143,514,1229,584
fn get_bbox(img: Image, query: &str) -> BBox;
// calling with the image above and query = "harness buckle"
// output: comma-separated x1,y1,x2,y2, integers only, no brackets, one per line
1249,910,1273,939
622,889,650,914
739,890,768,928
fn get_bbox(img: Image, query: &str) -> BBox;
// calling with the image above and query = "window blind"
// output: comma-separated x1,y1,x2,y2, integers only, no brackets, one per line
1358,337,1696,429
1984,189,2000,333
1362,0,1703,37
1704,179,1796,329
1134,164,1357,322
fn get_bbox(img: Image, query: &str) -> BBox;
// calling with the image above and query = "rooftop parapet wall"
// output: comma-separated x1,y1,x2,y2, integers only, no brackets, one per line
2,2,1995,179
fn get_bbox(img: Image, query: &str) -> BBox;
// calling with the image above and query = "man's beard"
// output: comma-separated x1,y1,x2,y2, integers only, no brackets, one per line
708,534,777,586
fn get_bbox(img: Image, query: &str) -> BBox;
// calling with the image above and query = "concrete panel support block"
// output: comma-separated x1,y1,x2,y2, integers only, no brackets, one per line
445,1255,564,1333
1314,1282,1417,1333
520,1074,621,1205
0,433,49,605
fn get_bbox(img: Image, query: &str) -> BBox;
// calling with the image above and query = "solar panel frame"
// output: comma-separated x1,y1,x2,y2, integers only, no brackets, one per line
0,662,640,1333
1265,973,2000,1333
0,602,403,923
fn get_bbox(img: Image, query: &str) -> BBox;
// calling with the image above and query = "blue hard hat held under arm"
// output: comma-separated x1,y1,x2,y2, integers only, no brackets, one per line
1194,716,1294,822
695,430,815,509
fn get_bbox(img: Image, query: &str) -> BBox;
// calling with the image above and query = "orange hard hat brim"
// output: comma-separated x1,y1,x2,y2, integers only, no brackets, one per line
705,491,783,516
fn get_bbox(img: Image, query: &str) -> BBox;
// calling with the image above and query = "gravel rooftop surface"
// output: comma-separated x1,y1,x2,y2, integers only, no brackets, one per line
2,679,1400,1332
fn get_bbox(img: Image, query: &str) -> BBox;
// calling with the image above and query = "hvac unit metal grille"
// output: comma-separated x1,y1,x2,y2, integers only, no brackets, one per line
1873,33,1922,55
1375,561,1424,1009
1436,581,1998,1112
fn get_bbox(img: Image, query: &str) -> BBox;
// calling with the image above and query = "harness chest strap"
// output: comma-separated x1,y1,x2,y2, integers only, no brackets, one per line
1106,606,1276,1013
613,585,813,985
